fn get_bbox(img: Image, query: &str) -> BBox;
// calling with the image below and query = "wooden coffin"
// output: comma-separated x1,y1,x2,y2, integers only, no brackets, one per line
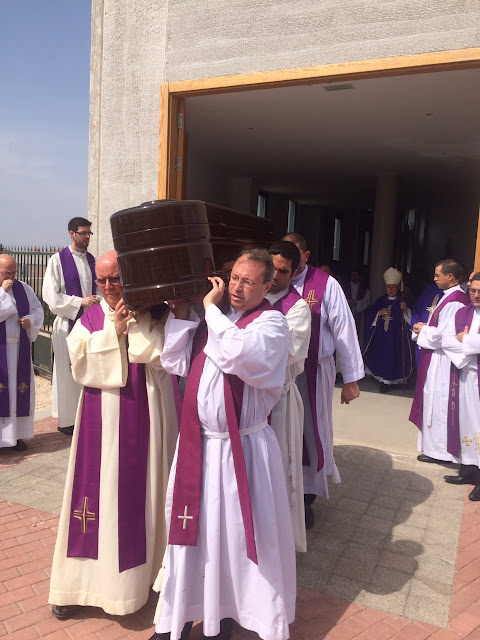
110,199,274,309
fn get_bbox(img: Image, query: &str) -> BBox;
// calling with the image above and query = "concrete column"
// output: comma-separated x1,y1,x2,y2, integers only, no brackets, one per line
370,174,398,300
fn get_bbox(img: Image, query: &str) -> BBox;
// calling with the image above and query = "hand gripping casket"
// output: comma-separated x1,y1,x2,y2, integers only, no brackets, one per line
110,199,274,309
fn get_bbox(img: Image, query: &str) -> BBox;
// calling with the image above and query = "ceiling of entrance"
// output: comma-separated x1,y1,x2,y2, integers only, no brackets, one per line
185,67,480,207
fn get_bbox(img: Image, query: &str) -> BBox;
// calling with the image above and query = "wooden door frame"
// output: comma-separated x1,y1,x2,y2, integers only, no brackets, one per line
158,47,480,268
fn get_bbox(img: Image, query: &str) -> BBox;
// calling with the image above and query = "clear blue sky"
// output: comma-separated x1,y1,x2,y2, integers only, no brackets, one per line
1,1,92,248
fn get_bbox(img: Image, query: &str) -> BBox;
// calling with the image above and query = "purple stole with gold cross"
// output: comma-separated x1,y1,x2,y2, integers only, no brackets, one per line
409,289,469,435
58,247,96,333
168,298,274,565
447,304,480,456
300,265,329,471
0,281,31,418
66,303,150,572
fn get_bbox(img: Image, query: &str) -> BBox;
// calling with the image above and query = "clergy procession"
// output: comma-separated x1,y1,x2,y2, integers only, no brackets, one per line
3,206,480,640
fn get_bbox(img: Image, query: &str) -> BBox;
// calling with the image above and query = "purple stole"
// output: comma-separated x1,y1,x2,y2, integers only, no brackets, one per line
409,289,469,435
300,265,329,471
66,303,150,573
0,281,31,418
168,298,274,565
344,280,367,303
272,284,302,315
59,247,96,333
447,304,480,456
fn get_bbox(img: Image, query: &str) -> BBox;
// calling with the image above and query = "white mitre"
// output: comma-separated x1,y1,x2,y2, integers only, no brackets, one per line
383,267,401,285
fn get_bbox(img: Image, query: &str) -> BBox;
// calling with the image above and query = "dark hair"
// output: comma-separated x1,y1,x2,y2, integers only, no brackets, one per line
269,241,300,276
436,259,463,283
237,247,275,282
68,217,91,232
470,272,480,283
282,232,308,252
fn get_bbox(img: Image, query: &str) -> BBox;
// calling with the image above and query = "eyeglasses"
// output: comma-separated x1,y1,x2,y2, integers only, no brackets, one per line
0,270,17,276
469,287,480,296
95,277,121,286
74,231,93,237
228,274,262,289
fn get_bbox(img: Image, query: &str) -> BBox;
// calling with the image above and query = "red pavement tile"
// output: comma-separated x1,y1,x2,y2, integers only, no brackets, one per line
67,618,117,638
5,539,44,557
293,615,336,639
19,592,50,613
352,619,402,640
4,605,52,633
450,610,480,636
429,631,462,640
350,607,389,629
0,602,22,622
4,568,49,591
464,630,480,640
450,593,473,621
39,631,72,640
0,552,33,571
33,614,84,637
457,580,480,603
5,629,39,640
94,625,132,639
390,622,434,639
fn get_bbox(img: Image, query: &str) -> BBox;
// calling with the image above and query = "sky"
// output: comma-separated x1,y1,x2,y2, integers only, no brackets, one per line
1,1,92,248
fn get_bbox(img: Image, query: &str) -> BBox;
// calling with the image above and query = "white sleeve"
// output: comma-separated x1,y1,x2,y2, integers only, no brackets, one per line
42,254,83,321
0,288,17,323
463,334,480,356
67,318,127,389
442,314,473,369
203,305,289,389
23,284,44,343
324,278,364,383
160,309,200,377
285,300,311,367
356,288,371,314
417,301,465,350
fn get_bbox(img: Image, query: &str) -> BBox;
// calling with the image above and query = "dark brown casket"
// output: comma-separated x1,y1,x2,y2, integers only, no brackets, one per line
110,199,274,309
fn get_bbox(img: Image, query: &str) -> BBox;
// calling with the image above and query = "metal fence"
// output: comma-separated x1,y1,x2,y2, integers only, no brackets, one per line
1,245,61,378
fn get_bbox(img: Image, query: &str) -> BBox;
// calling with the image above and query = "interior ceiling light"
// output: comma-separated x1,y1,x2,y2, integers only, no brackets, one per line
324,83,354,92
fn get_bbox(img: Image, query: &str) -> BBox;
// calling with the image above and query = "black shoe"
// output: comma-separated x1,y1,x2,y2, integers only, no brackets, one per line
58,426,74,436
149,634,170,640
205,619,234,640
378,383,389,394
51,605,81,620
150,622,193,640
469,485,480,501
13,439,27,451
417,454,452,464
444,474,477,485
305,503,315,529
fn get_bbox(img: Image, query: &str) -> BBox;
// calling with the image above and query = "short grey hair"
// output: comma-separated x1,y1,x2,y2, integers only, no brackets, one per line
237,247,275,283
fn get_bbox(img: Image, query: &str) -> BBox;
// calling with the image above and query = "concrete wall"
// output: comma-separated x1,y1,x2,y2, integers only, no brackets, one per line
89,0,480,254
89,0,168,256
165,0,480,81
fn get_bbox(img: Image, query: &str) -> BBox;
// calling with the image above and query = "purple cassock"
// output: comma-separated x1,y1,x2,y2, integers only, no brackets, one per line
411,285,443,366
363,295,413,383
66,303,150,573
58,247,96,333
0,281,31,418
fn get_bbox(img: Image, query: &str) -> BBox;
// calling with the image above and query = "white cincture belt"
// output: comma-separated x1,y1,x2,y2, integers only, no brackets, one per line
202,420,268,439
7,338,19,344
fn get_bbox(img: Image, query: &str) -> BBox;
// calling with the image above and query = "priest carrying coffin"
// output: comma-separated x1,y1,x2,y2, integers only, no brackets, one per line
363,267,413,393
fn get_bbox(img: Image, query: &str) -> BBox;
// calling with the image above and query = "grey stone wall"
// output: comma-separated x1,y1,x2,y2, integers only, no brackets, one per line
89,0,168,256
165,0,480,81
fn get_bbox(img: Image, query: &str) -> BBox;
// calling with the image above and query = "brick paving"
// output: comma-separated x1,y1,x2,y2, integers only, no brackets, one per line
1,417,480,638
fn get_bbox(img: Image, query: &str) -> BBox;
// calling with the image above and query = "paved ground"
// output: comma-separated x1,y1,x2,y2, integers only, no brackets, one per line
2,393,480,639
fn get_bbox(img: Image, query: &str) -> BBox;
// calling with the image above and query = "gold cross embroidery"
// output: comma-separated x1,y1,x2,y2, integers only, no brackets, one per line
73,497,96,534
178,505,193,530
305,290,319,309
0,382,6,394
462,436,473,447
17,381,29,395
383,306,393,332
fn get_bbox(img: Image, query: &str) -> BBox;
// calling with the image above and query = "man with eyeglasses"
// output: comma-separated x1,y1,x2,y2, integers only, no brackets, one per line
0,254,44,451
150,248,295,640
49,251,177,620
442,272,480,497
43,217,99,436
